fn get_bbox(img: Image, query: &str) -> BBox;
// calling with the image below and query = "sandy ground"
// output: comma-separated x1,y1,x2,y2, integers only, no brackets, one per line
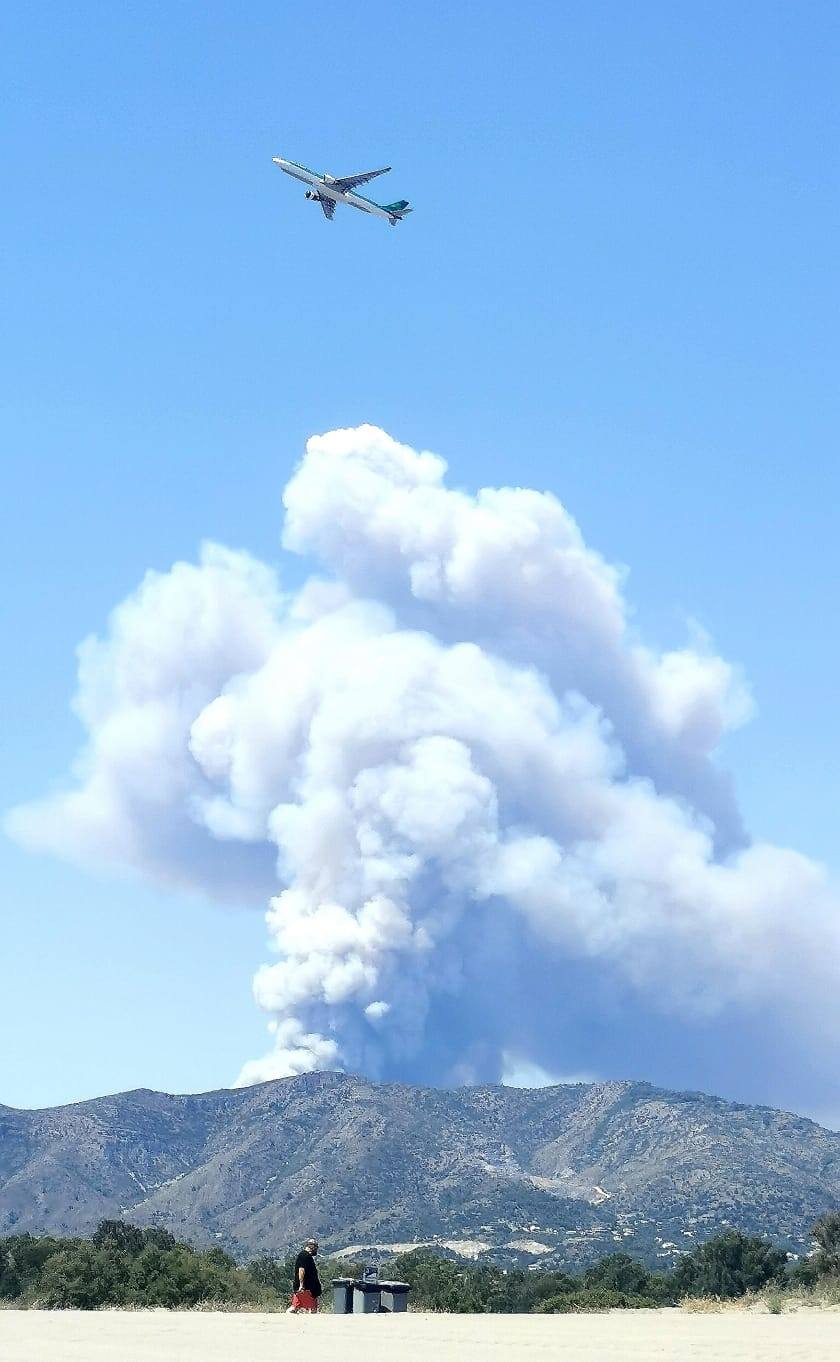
2,1308,840,1362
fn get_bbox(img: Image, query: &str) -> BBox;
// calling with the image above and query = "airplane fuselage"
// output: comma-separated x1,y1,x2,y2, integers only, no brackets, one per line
272,157,408,223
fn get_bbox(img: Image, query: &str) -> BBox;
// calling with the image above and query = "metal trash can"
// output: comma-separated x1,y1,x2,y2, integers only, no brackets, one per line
352,1279,382,1313
379,1281,410,1313
332,1277,354,1314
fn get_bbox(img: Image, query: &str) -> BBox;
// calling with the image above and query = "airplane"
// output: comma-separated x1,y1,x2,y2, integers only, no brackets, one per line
272,156,413,226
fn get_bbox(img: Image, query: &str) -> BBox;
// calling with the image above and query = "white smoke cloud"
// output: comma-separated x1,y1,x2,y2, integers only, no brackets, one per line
282,427,754,843
8,426,839,1091
501,1055,595,1089
7,543,283,900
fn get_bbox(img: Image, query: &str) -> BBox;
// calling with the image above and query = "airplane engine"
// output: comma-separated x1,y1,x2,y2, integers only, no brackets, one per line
305,190,318,201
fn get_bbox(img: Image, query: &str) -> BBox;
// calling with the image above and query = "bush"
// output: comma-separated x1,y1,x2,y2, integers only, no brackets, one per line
537,1288,660,1313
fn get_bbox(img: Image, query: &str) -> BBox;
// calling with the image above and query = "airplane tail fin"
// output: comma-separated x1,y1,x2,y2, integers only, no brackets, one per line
383,199,412,220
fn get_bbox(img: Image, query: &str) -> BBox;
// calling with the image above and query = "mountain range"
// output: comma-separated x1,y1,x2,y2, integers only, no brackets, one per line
2,1073,838,1268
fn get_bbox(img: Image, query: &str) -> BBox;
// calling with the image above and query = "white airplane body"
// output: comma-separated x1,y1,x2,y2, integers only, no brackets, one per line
272,156,412,226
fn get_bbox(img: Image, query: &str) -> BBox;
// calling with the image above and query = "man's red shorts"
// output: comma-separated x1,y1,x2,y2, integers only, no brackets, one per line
291,1289,319,1312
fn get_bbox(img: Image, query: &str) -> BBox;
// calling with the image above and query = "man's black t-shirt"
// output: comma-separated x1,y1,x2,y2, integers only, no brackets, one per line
293,1249,322,1297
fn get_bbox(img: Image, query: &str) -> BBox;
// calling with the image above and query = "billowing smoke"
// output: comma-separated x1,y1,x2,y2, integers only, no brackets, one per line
8,426,839,1090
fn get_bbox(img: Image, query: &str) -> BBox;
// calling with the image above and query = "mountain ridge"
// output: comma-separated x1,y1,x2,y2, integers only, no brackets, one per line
2,1073,837,1268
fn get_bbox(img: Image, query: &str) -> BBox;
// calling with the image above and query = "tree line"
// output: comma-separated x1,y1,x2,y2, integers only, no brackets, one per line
1,1213,839,1312
390,1213,840,1313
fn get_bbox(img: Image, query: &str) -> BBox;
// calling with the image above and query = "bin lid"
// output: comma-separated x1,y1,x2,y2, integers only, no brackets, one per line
379,1281,410,1291
352,1279,383,1292
332,1277,354,1285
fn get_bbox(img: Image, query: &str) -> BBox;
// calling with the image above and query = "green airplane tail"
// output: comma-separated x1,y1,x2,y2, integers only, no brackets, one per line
382,200,411,214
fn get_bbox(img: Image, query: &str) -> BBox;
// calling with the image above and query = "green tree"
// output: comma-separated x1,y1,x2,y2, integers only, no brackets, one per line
247,1254,288,1294
388,1250,572,1314
36,1243,131,1308
508,1269,576,1312
91,1219,145,1256
788,1254,820,1289
140,1226,177,1252
671,1230,787,1299
130,1243,246,1307
584,1252,664,1298
389,1251,470,1311
130,1245,169,1305
0,1239,23,1299
811,1212,840,1277
0,1233,66,1299
203,1245,237,1273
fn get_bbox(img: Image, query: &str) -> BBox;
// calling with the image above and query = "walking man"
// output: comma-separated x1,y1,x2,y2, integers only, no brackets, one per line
288,1238,322,1313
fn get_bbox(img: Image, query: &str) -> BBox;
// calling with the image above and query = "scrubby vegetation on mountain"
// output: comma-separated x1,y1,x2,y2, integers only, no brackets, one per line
1,1220,833,1312
4,1075,840,1269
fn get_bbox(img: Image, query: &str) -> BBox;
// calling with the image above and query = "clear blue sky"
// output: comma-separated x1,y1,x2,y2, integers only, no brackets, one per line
2,1,838,1114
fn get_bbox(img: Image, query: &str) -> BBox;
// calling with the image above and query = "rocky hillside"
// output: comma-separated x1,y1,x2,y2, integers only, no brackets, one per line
1,1074,838,1268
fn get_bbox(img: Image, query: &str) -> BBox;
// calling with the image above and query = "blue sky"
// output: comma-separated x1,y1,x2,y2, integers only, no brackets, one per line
2,1,838,1115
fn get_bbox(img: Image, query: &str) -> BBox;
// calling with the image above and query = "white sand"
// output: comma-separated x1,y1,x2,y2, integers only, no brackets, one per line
2,1308,839,1362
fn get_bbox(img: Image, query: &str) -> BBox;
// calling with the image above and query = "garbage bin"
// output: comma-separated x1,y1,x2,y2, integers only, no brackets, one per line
352,1279,382,1313
332,1277,354,1314
379,1281,410,1313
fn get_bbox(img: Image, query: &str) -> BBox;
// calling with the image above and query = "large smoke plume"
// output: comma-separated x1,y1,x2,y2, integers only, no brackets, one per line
9,427,839,1091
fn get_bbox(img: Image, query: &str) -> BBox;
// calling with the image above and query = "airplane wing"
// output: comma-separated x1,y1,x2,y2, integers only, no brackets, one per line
319,196,335,220
331,167,391,192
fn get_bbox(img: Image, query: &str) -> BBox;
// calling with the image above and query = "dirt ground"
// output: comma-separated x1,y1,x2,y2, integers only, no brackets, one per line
2,1307,839,1362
